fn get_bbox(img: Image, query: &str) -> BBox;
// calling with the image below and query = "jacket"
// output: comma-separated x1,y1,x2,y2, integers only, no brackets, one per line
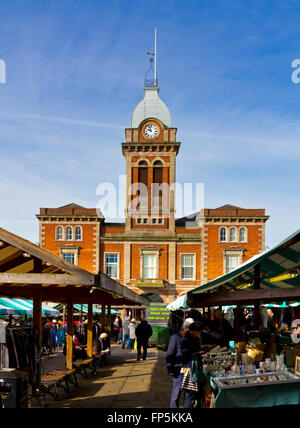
129,322,137,339
123,320,130,337
136,321,153,341
181,331,201,367
166,331,184,377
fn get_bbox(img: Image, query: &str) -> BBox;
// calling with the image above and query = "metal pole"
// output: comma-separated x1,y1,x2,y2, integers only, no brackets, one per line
154,28,157,83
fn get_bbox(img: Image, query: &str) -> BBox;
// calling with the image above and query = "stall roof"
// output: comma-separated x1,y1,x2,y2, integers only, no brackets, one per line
0,227,149,307
187,229,300,307
0,298,60,315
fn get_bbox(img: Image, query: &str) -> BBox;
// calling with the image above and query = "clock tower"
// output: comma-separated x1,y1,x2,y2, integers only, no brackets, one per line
122,82,181,237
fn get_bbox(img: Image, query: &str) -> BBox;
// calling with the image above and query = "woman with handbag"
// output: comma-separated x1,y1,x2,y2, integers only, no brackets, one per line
180,321,206,408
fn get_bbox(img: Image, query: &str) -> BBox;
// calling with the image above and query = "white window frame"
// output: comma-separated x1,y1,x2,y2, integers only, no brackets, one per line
180,253,196,281
229,227,237,243
104,253,120,279
223,249,243,274
59,247,79,265
74,226,83,241
239,227,248,243
65,226,73,241
219,227,227,243
56,226,64,241
142,253,157,279
140,249,160,280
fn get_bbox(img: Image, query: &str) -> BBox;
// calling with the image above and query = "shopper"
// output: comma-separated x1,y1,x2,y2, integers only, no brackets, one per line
135,318,153,361
181,321,205,408
117,317,123,344
208,309,234,347
129,318,137,349
122,316,131,349
112,316,121,343
166,317,194,408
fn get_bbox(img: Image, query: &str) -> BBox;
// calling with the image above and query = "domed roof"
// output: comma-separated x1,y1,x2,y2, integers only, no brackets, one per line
131,86,171,128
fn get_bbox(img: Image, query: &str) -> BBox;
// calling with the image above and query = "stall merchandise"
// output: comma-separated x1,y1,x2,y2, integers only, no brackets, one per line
202,343,300,408
0,326,38,385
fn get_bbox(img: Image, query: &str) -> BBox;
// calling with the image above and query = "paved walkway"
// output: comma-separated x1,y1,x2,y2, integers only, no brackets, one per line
44,345,173,408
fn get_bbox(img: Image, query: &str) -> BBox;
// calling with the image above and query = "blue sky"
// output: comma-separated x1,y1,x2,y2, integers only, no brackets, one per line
0,0,299,248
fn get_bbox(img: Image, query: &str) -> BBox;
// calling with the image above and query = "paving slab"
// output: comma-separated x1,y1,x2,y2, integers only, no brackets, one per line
41,344,172,409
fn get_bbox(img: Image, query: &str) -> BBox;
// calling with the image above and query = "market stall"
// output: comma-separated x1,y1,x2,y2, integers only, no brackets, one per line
0,227,149,406
186,229,300,408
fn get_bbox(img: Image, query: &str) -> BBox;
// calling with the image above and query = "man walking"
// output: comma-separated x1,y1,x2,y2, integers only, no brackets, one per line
166,318,194,408
135,318,153,361
122,316,131,349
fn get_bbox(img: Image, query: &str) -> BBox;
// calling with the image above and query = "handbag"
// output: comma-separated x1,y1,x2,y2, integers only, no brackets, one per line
180,368,199,392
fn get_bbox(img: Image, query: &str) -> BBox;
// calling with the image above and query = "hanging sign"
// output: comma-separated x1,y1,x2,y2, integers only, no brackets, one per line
146,304,169,326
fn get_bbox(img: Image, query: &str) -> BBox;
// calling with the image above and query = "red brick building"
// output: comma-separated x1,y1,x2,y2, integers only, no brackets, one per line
36,83,269,304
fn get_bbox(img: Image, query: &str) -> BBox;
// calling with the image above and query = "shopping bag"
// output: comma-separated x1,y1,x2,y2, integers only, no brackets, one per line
180,368,199,392
134,340,137,350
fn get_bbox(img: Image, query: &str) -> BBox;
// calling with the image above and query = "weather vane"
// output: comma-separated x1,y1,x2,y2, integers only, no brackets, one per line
145,28,158,86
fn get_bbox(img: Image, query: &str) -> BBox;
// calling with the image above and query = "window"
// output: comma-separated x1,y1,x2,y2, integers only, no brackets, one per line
142,254,157,279
152,218,157,224
62,253,75,264
143,218,148,224
181,254,196,280
158,218,164,225
75,226,82,241
65,226,73,241
105,254,119,279
226,255,239,273
239,227,247,242
229,227,237,242
137,218,142,224
138,164,148,211
220,227,227,242
56,226,63,241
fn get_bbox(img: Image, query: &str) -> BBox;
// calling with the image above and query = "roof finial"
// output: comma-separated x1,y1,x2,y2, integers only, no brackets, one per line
145,28,158,87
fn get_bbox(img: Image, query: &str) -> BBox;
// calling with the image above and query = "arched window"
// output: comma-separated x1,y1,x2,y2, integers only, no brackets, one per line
229,227,237,242
239,227,247,242
56,226,63,241
75,226,83,241
138,162,148,212
65,226,73,241
153,160,163,166
220,227,227,242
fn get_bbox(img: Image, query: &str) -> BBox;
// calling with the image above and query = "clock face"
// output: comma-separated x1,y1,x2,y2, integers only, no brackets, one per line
144,124,159,139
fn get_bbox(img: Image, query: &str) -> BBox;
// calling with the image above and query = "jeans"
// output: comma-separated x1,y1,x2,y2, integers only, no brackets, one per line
122,334,130,349
184,387,205,408
170,375,182,408
128,338,135,349
113,329,119,343
137,338,148,360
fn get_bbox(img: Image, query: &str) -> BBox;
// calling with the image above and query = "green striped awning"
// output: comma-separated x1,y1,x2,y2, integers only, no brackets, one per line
54,304,120,315
190,229,300,296
166,294,190,311
0,298,60,316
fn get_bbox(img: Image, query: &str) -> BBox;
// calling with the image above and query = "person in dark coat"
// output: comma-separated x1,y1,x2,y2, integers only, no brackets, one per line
135,319,153,361
166,317,194,408
208,309,234,348
181,321,205,408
